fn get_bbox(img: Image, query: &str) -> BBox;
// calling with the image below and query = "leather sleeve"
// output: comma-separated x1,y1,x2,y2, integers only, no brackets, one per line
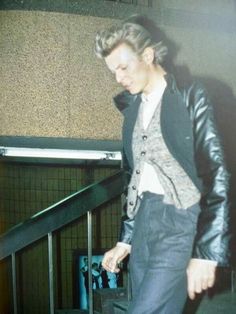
119,150,134,244
118,213,135,244
187,83,231,266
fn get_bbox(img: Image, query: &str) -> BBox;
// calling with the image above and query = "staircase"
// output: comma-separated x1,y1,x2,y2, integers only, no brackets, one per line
93,288,127,314
55,310,88,314
55,288,128,314
0,171,128,314
113,300,129,314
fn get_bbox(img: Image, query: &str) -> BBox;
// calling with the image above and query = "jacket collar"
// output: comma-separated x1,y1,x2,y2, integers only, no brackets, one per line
113,90,141,112
113,73,178,112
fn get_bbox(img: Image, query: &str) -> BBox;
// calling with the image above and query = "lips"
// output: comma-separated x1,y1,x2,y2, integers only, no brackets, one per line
124,83,132,90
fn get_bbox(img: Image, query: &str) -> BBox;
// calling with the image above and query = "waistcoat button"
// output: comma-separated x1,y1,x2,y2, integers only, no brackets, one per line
136,170,140,174
132,185,136,190
141,151,146,156
129,201,134,206
142,135,147,140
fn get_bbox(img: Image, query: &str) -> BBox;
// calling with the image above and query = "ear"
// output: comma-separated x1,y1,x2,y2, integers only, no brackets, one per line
142,47,155,65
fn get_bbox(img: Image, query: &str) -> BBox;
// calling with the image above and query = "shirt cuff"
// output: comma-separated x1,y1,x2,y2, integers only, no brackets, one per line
191,258,218,266
116,242,132,253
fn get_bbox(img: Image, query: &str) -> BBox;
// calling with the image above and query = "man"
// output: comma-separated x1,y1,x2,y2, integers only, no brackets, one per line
80,257,89,308
95,15,230,314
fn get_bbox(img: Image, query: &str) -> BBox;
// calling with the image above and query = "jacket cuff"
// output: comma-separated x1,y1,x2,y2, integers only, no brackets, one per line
116,242,132,253
118,215,135,245
192,240,230,267
191,258,217,266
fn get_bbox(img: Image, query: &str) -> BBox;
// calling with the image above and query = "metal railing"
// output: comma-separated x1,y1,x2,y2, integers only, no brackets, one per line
0,170,127,314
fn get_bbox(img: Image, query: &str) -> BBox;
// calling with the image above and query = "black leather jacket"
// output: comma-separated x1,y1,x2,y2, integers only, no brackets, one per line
114,74,231,266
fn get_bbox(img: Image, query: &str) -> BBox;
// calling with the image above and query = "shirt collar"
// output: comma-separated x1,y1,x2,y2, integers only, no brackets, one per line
141,88,161,105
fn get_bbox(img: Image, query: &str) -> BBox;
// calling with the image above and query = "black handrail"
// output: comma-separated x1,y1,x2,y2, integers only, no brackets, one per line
0,170,127,260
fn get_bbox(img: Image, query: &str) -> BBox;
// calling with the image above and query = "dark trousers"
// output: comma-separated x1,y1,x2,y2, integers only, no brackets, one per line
128,192,200,314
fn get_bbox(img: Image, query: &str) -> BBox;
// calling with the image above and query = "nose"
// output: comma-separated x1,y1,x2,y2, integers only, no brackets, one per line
115,70,124,84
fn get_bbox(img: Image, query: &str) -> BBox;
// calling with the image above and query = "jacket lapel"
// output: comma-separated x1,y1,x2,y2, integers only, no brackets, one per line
122,94,141,170
161,85,201,190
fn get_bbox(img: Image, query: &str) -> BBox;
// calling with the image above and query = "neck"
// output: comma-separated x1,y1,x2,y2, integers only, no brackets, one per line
143,65,167,95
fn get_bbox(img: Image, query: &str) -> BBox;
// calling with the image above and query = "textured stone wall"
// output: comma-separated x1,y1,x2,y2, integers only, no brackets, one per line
0,11,122,140
0,2,235,141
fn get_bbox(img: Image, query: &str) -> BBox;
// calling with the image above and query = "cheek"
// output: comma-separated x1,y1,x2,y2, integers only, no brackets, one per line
128,60,148,86
135,68,148,85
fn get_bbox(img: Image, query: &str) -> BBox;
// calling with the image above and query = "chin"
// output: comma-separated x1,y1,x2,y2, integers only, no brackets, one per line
128,86,141,95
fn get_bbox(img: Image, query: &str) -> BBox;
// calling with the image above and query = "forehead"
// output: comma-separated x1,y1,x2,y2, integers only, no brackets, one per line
105,43,139,71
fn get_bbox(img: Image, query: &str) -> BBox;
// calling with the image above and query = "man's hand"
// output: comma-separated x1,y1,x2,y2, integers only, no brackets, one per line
187,258,217,300
102,245,130,273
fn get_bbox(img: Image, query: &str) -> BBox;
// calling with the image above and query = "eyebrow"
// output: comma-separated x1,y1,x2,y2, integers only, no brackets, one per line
115,64,127,71
109,63,127,74
109,64,121,74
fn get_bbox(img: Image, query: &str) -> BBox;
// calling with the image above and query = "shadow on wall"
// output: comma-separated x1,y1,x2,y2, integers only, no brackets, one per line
182,68,236,314
199,75,236,268
175,67,236,313
152,26,236,266
180,64,236,255
173,64,236,184
157,21,236,168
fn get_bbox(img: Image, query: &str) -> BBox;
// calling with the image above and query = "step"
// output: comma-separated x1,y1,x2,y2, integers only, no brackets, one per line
94,288,127,314
55,310,88,314
55,309,105,314
113,300,129,314
113,290,236,314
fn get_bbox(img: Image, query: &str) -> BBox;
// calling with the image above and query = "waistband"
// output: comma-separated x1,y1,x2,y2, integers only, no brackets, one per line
139,191,164,201
139,191,200,213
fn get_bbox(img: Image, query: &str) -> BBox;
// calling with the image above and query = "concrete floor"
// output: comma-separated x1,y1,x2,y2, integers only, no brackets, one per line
56,290,236,314
184,289,236,314
113,290,236,314
56,272,236,314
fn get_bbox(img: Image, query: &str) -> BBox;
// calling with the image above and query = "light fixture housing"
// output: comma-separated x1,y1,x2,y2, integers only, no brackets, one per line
0,147,122,161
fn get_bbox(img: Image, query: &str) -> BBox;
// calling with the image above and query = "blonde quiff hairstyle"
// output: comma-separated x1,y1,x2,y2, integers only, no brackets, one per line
95,16,168,65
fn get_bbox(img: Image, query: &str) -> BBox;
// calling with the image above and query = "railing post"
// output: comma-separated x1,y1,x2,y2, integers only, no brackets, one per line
48,232,54,314
231,269,235,293
87,211,93,314
11,252,18,314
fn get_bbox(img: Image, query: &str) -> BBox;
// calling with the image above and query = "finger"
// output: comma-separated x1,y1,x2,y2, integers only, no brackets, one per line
102,261,111,272
207,274,215,288
103,256,120,273
194,279,203,294
188,275,204,298
187,274,196,300
109,259,121,273
201,279,208,290
198,274,209,291
188,289,196,300
102,256,113,271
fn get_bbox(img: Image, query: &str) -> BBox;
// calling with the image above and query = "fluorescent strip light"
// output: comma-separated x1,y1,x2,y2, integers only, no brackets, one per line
0,147,122,161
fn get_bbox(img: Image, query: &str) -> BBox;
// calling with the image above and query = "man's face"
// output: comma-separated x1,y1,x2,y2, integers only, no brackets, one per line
105,43,150,94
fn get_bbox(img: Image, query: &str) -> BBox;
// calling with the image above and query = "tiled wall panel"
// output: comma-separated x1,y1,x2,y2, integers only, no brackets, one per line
0,162,122,313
